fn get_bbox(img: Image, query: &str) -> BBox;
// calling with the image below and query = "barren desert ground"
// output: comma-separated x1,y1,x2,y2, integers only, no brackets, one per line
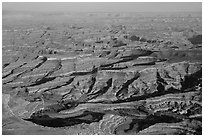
2,6,202,135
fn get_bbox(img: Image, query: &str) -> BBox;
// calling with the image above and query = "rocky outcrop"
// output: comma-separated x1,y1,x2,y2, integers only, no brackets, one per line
2,59,202,134
2,11,202,135
188,34,202,45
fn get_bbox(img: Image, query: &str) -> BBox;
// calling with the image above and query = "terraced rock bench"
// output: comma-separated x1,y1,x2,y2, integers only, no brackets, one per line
2,61,202,135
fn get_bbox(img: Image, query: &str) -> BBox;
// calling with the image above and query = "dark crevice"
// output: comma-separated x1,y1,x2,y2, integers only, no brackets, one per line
24,112,104,128
46,60,62,76
115,115,183,134
133,115,182,132
87,76,96,94
86,78,113,101
113,69,201,104
116,58,134,63
101,66,128,70
3,57,47,81
116,73,140,99
2,62,27,79
33,57,48,69
76,78,113,103
181,69,202,91
43,77,75,93
70,66,99,76
112,87,194,104
70,71,92,76
40,31,47,38
133,62,155,66
28,77,56,87
17,57,47,78
2,63,10,69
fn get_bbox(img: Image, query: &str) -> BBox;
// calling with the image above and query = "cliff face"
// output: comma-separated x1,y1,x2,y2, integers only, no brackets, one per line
2,11,202,135
3,55,202,134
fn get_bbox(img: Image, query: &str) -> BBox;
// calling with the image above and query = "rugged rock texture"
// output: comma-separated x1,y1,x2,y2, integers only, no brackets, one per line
2,58,202,134
188,35,202,45
2,11,202,135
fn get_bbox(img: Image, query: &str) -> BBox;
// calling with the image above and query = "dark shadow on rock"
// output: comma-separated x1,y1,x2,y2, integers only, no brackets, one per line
24,111,104,128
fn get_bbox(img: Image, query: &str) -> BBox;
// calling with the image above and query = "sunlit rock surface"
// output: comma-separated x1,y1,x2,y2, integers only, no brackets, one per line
2,11,202,135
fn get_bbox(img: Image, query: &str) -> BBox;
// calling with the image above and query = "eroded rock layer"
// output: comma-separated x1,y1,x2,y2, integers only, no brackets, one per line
2,11,202,135
3,57,202,134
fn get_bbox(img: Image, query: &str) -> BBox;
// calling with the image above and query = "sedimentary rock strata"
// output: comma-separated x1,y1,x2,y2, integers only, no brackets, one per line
2,10,202,135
